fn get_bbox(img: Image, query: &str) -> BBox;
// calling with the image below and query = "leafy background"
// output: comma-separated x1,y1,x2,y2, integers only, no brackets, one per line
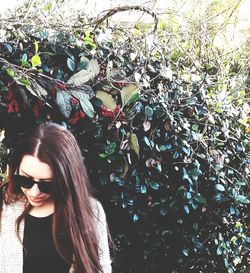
0,1,249,272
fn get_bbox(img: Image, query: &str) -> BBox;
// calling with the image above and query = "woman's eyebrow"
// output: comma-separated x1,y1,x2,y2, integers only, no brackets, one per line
19,170,53,181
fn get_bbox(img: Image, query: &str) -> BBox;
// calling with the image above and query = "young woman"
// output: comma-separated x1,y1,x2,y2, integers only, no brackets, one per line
0,122,112,273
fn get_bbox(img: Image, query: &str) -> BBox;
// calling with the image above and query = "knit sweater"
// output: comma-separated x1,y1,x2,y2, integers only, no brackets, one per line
0,197,112,273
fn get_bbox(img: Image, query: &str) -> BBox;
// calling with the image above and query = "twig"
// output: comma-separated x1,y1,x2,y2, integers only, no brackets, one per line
0,57,64,84
93,5,159,34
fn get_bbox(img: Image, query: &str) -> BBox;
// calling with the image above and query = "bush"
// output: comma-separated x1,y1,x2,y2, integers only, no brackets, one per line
0,4,249,273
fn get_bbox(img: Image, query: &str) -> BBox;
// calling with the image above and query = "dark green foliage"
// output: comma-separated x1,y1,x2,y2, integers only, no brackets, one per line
0,23,249,273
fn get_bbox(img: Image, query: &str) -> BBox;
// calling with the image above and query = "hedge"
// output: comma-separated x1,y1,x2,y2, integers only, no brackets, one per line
0,5,249,273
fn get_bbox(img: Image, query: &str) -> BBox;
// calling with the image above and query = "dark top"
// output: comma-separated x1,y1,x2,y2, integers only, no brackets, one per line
23,213,71,273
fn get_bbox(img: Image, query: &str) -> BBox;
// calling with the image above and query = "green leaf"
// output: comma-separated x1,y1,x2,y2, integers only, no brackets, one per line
31,54,41,67
67,58,75,72
182,146,190,156
243,243,250,251
4,43,12,53
21,53,28,64
159,145,167,151
56,91,72,119
194,194,206,204
215,184,225,192
230,236,237,243
128,93,140,104
107,143,116,155
44,2,52,11
182,167,189,180
235,222,243,228
16,78,31,87
160,207,168,216
182,249,189,256
144,136,151,147
214,164,223,171
192,124,199,131
140,185,147,194
184,205,190,214
216,108,223,114
70,91,95,118
193,223,199,231
173,151,179,159
99,153,107,158
237,195,250,204
161,196,168,203
83,30,96,48
77,61,88,71
149,181,160,190
145,105,154,119
133,214,139,223
216,246,222,255
177,186,185,194
6,68,14,78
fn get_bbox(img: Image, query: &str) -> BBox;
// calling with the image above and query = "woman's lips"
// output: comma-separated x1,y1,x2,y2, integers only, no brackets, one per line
29,196,44,203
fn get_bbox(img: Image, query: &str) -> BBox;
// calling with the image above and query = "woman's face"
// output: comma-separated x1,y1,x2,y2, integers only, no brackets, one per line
18,155,53,208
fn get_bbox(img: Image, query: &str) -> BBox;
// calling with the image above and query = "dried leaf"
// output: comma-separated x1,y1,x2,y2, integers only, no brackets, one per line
34,40,39,54
68,84,95,100
17,78,48,103
134,72,141,82
120,157,129,178
96,91,117,111
161,66,173,80
164,120,172,131
128,133,140,158
30,79,48,99
107,68,125,81
67,57,100,86
106,61,125,81
121,84,140,105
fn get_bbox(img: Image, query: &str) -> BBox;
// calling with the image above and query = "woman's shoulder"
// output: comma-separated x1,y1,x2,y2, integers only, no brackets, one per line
89,197,107,222
89,197,103,212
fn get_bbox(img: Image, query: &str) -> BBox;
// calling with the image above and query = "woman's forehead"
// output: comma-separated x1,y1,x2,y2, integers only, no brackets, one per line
19,155,53,180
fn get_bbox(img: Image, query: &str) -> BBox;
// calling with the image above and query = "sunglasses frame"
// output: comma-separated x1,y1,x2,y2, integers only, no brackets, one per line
14,174,53,194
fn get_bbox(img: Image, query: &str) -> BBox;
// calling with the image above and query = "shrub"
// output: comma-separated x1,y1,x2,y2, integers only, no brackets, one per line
0,4,249,273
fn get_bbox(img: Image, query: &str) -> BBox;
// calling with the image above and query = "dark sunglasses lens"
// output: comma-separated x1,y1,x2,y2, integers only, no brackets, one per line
38,183,52,194
14,175,34,189
14,175,52,194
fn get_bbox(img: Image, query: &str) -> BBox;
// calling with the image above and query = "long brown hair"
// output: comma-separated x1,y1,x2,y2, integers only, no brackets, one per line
4,122,104,273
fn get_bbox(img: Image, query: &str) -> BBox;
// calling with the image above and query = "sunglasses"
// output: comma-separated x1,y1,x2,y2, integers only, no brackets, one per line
14,174,52,194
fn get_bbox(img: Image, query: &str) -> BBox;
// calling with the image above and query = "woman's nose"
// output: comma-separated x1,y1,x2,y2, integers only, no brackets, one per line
28,183,41,196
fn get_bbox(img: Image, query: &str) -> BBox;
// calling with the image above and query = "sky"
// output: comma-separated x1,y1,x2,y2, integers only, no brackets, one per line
0,0,249,21
0,0,249,39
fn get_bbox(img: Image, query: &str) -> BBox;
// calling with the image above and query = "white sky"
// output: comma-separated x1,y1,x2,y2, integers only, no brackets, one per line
0,0,249,35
